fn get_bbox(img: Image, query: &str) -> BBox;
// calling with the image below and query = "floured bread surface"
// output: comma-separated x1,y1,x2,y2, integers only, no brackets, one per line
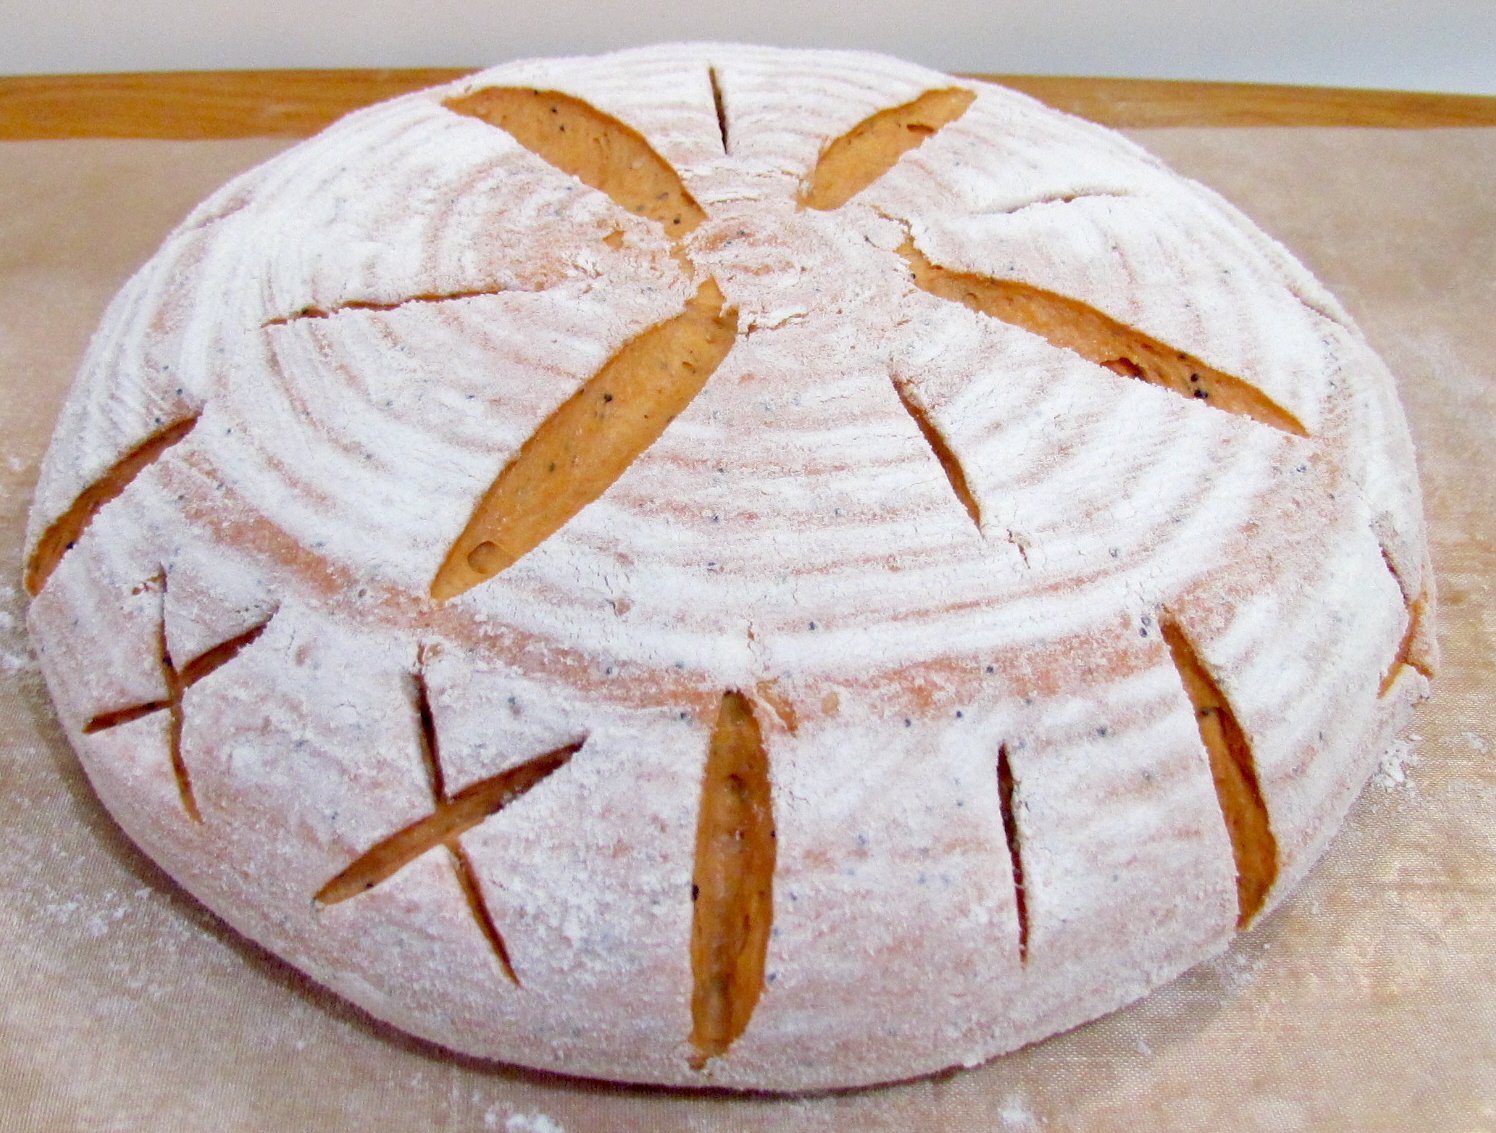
23,44,1435,1091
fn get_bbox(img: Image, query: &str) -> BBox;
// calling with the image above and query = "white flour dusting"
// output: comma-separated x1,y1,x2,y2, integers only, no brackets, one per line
997,1092,1044,1130
0,583,37,674
1207,939,1270,990
483,1110,566,1133
1372,737,1420,791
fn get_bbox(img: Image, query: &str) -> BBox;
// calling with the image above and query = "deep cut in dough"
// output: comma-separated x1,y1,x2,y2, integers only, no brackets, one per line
24,44,1434,1091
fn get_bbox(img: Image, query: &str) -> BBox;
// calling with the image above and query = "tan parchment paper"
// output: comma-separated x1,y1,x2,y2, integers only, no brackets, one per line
1,126,1492,1132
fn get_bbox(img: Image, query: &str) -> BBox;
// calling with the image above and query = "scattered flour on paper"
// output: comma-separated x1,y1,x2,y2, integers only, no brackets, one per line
1,648,35,674
1205,937,1270,990
0,583,37,674
506,1117,565,1133
1463,730,1489,754
997,1093,1044,1130
1244,1095,1310,1132
482,1108,566,1133
1372,737,1420,791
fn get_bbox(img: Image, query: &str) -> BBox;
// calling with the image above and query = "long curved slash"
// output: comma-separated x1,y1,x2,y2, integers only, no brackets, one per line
1161,619,1278,926
900,238,1307,436
800,87,976,211
432,279,738,602
445,87,708,237
690,690,775,1066
26,415,199,596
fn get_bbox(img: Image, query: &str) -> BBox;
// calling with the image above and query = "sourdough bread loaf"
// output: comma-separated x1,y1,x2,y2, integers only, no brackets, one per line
24,44,1434,1091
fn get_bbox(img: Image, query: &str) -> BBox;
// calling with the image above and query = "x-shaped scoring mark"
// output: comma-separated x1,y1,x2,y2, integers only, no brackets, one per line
83,575,271,823
316,669,581,985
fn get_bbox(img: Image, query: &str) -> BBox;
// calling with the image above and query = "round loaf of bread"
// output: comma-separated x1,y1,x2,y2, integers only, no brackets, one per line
24,44,1434,1091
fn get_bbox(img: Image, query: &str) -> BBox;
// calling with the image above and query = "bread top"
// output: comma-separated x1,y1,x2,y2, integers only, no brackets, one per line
24,44,1433,1090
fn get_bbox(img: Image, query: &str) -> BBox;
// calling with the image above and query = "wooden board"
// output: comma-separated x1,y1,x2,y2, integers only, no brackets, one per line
3,69,1496,139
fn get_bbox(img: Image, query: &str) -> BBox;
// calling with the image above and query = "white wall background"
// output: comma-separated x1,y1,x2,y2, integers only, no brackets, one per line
3,0,1493,95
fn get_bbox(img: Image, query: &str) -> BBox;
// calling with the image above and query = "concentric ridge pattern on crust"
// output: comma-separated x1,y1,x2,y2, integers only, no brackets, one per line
24,44,1432,1091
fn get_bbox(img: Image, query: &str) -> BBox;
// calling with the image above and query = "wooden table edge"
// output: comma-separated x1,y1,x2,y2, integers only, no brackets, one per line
2,69,1495,139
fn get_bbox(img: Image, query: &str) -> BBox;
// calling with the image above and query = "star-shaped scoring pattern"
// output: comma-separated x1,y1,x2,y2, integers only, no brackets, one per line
412,81,1307,601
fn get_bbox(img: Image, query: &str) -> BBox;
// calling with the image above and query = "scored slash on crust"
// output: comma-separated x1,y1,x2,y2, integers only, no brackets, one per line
445,86,709,236
890,373,983,532
83,574,273,824
1160,617,1278,927
708,66,730,155
690,691,776,1067
995,743,1029,963
430,279,739,602
898,235,1308,437
25,414,199,597
1380,592,1433,697
798,87,976,212
262,287,530,327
